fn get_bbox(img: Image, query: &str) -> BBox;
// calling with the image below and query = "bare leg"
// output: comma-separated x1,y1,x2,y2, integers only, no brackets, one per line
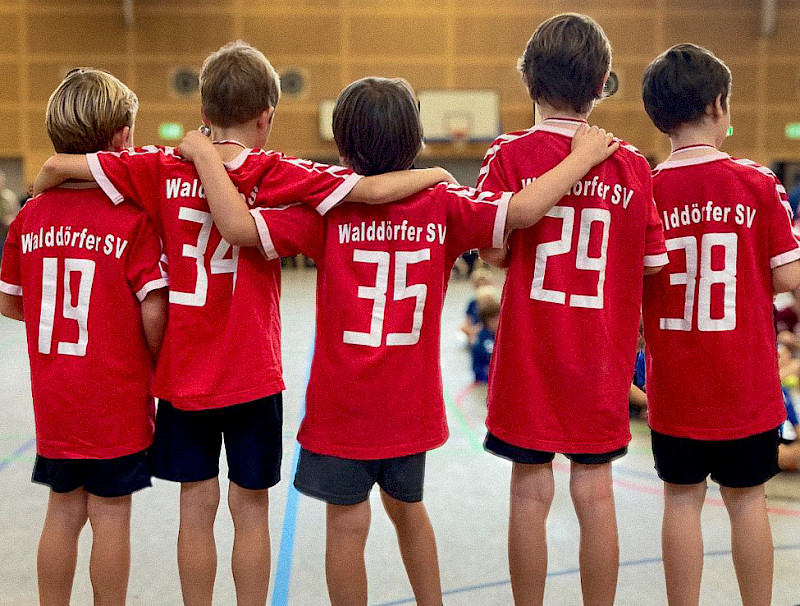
228,482,270,606
86,494,132,606
38,489,88,606
178,478,220,606
720,485,773,606
569,462,618,606
326,500,371,606
508,462,554,606
778,441,800,472
380,491,442,606
662,482,706,606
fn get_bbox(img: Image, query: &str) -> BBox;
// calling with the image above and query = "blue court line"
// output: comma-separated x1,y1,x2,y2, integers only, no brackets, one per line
371,542,800,605
0,437,35,474
271,342,315,606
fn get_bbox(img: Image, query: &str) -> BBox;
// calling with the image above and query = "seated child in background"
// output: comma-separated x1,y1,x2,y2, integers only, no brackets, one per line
641,43,800,606
630,323,648,419
472,291,500,383
0,69,167,606
778,344,800,472
460,266,494,344
179,75,617,606
32,41,453,606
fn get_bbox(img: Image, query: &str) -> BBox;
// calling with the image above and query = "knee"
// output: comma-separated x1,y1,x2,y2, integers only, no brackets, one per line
510,469,555,510
48,490,89,533
180,479,220,522
327,503,370,543
381,492,423,530
228,485,269,523
569,466,614,509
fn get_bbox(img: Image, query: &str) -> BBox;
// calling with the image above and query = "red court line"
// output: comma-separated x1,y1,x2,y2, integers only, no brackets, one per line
454,381,482,430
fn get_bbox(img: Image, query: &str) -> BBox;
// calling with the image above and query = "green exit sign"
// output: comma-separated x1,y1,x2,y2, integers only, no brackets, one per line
158,122,184,140
786,123,800,140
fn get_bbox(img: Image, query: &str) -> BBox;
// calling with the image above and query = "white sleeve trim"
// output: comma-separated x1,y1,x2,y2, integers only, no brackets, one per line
0,280,22,296
250,209,280,260
644,252,669,267
770,247,800,269
492,192,512,248
315,173,363,216
136,277,168,302
87,153,125,205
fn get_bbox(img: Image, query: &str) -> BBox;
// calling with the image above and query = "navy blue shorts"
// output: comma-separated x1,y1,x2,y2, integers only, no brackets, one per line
484,432,627,465
150,395,282,490
32,449,151,497
651,426,780,488
294,448,426,506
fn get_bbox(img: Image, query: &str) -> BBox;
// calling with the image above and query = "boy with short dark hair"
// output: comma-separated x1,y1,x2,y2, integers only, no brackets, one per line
641,43,800,606
179,75,617,606
34,42,452,606
0,68,167,606
477,13,668,605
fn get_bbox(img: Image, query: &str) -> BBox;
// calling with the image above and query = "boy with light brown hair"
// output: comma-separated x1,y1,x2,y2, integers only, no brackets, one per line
34,42,454,606
1,68,167,606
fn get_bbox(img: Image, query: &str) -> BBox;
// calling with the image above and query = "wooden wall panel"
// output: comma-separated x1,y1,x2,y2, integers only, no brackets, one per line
349,15,447,57
3,1,800,185
242,15,342,57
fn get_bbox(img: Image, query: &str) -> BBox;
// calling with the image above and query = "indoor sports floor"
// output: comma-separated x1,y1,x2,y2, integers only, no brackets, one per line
1,268,799,605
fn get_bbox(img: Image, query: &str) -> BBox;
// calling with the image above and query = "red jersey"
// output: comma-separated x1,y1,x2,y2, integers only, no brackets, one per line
250,183,510,458
478,118,668,453
87,146,362,410
0,185,167,459
643,147,799,439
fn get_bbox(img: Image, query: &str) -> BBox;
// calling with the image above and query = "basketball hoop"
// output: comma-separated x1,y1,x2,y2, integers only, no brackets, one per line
445,111,473,151
450,127,470,150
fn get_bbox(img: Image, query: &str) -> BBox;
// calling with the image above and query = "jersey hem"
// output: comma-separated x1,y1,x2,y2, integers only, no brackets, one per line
136,277,168,302
644,252,669,267
250,209,279,260
162,378,285,411
648,415,787,441
36,437,153,460
485,424,630,454
299,434,447,460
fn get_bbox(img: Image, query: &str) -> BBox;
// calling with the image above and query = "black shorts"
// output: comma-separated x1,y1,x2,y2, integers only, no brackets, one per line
32,449,151,498
294,448,426,506
651,426,781,488
150,395,282,490
484,432,628,465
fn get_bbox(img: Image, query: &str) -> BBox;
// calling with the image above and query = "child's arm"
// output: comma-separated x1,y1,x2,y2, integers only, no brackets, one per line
504,124,618,230
346,167,458,204
140,288,167,360
0,293,23,321
178,130,457,245
773,260,800,294
33,155,94,194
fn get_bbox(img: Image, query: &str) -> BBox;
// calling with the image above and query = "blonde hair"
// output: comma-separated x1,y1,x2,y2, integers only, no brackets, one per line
46,68,138,154
200,40,280,128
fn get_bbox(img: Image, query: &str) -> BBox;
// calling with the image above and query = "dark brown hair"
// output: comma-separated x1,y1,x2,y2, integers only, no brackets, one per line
200,40,280,128
333,77,423,176
518,13,612,114
642,44,731,134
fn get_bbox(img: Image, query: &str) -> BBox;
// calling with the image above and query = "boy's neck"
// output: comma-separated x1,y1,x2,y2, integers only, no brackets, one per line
668,123,722,155
536,102,590,125
209,124,266,162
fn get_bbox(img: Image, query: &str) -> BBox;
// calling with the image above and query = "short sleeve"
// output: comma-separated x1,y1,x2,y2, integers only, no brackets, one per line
125,215,168,302
643,170,668,268
0,217,22,296
477,140,515,194
87,147,162,220
766,176,800,268
438,184,511,256
250,203,325,261
254,155,363,216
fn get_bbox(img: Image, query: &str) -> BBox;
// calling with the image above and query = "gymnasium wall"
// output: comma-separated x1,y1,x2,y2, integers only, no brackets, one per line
1,0,800,186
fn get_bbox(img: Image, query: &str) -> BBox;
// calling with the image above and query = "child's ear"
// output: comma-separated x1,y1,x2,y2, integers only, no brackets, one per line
709,94,726,120
257,108,275,129
598,71,610,97
110,126,131,151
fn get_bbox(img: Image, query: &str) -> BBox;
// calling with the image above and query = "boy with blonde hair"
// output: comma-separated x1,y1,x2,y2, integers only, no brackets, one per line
477,14,668,605
1,68,167,606
34,42,454,606
642,44,800,606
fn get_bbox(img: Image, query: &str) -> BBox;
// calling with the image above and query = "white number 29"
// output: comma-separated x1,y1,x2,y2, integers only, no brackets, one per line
343,248,430,347
660,232,737,332
530,206,611,309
